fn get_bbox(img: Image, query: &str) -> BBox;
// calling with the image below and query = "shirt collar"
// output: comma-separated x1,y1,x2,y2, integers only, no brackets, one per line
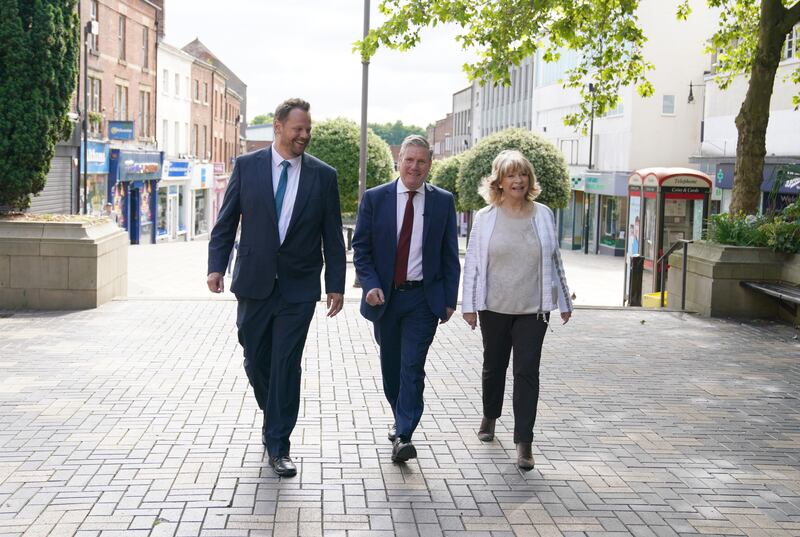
272,146,302,168
396,178,426,195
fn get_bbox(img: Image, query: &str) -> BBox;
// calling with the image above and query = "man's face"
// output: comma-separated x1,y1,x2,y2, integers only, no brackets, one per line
398,145,431,191
273,108,311,158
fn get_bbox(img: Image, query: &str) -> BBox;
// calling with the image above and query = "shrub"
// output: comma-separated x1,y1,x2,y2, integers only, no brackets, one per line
429,155,461,210
707,200,800,254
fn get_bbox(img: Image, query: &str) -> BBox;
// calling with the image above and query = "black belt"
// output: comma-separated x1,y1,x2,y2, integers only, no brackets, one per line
393,280,423,291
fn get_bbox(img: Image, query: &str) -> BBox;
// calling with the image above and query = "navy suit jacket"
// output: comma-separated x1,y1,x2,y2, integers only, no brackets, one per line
352,179,460,322
207,147,346,302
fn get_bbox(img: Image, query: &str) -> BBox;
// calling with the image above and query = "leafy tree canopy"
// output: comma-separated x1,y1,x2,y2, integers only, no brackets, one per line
250,114,274,125
368,120,426,145
457,129,571,212
429,155,462,211
0,0,80,211
306,118,395,214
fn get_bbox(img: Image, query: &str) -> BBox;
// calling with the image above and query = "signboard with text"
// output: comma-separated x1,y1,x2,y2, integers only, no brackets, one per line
108,120,135,140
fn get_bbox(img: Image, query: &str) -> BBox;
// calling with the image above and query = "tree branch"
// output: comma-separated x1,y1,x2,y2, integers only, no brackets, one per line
783,1,800,33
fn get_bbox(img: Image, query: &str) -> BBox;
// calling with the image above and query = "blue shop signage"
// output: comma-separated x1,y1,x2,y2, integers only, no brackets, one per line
165,159,191,178
108,120,135,140
80,140,109,174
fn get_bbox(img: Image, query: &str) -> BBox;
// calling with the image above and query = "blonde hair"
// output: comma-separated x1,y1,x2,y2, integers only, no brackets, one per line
478,149,541,206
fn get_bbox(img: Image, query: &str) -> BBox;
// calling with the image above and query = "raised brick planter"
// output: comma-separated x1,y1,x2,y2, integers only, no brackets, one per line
0,219,128,309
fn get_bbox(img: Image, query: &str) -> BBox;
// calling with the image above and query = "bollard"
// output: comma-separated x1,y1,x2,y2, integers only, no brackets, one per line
628,255,644,307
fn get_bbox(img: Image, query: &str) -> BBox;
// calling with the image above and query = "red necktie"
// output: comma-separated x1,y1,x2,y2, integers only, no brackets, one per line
393,191,416,286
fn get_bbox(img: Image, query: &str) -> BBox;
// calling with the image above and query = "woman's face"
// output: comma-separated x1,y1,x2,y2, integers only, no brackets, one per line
499,168,530,202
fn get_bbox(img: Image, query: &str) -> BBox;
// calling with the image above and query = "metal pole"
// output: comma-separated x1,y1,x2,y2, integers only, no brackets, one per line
681,241,688,310
358,0,370,204
583,84,595,255
660,254,666,308
82,27,89,215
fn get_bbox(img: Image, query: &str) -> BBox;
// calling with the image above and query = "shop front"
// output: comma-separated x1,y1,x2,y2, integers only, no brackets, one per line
157,160,192,242
80,140,110,215
212,162,229,225
558,177,585,250
582,171,629,256
191,163,214,240
109,149,163,245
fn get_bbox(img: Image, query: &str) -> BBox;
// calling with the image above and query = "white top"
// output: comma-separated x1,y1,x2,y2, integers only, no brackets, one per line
271,146,302,244
396,178,425,281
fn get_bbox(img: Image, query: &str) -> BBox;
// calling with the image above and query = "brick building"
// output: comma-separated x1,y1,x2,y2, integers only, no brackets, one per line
189,59,213,161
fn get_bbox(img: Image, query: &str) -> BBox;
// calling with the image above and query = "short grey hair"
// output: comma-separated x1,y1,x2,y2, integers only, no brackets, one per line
399,135,433,161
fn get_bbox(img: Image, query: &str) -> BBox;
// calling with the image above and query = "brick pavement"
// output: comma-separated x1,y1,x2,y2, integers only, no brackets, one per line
0,301,799,536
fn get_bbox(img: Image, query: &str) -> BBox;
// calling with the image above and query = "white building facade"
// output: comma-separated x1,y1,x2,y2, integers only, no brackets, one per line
155,41,193,242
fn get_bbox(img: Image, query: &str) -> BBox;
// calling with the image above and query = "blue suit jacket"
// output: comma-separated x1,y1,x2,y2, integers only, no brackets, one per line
207,147,346,302
352,180,460,322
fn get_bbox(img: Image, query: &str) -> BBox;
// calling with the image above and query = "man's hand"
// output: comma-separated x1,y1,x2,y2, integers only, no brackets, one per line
440,307,455,324
207,272,224,293
365,288,385,307
326,293,344,317
561,311,572,324
462,312,477,330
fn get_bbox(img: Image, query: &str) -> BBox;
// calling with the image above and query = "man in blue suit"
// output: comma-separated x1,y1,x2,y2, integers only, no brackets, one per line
352,135,460,463
207,98,345,477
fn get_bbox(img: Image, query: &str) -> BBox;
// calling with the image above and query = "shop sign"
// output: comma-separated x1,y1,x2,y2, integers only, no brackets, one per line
583,174,629,196
570,176,585,191
165,160,191,178
81,140,109,174
109,120,135,140
213,162,225,175
192,163,213,189
127,162,160,174
661,175,711,189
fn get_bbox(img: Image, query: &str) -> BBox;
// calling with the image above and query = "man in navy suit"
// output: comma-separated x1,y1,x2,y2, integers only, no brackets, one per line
207,98,345,477
352,135,460,463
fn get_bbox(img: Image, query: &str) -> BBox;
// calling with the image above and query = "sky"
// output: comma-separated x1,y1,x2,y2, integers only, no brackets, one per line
165,0,478,128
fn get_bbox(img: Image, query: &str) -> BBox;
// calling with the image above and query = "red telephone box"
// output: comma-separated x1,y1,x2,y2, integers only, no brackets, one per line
626,168,712,295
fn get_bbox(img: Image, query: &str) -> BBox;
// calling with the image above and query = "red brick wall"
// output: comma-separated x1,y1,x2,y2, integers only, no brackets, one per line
190,61,213,159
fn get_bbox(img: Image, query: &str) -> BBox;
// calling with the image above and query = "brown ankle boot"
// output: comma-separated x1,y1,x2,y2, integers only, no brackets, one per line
477,417,495,442
516,442,534,470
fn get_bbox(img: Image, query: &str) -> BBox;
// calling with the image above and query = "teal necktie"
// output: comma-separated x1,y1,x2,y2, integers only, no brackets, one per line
275,160,290,220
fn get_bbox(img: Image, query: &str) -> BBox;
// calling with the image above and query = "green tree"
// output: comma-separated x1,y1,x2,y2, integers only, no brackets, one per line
0,0,80,211
429,155,462,210
306,118,394,214
250,114,274,125
457,129,570,212
359,0,800,215
368,120,426,145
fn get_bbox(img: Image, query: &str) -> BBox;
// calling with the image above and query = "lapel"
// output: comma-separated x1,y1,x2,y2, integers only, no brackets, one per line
422,183,434,247
257,148,280,241
284,153,314,240
385,180,398,255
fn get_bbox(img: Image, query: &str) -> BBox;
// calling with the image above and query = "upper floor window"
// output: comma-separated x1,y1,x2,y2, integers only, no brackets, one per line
162,69,169,93
174,73,180,97
89,1,99,51
783,24,799,60
117,15,126,60
142,27,149,69
662,94,676,116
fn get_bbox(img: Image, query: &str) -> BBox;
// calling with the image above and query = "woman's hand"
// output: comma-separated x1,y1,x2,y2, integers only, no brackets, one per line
462,312,477,330
561,311,572,324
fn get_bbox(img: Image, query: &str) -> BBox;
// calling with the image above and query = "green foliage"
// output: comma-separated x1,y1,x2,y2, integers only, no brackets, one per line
0,0,80,211
357,0,655,131
250,114,274,125
456,129,571,212
429,155,461,210
368,120,426,145
707,201,800,254
306,118,394,214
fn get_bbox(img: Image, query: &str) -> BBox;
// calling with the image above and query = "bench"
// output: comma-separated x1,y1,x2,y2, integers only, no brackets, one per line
740,281,800,316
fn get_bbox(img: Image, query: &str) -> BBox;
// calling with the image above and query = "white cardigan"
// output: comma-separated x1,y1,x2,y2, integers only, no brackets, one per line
461,203,573,314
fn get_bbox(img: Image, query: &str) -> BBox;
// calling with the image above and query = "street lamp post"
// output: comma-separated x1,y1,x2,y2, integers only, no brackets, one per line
82,20,98,215
354,0,370,288
583,82,596,255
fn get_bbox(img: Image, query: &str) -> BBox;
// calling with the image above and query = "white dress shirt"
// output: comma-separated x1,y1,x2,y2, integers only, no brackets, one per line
271,146,302,244
396,179,425,281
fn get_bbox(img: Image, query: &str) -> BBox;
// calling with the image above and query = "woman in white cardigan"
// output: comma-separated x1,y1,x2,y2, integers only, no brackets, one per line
461,149,573,470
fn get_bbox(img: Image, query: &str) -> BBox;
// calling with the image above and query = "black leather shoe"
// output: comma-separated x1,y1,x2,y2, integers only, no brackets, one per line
387,423,396,442
269,455,297,477
391,438,417,463
261,414,268,447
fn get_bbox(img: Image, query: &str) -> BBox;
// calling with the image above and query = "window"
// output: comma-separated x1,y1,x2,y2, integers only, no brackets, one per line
163,120,169,153
784,24,799,59
191,124,198,155
193,79,199,101
203,82,208,104
162,69,169,93
174,121,180,155
559,139,579,165
89,0,99,51
89,77,101,134
185,76,190,98
117,15,126,60
142,27,149,68
113,83,128,120
185,123,189,154
662,94,676,115
139,90,150,137
174,73,180,97
202,125,208,157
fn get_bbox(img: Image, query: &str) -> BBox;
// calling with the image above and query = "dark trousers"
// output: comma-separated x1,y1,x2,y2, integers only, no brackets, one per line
374,287,438,441
236,287,316,458
478,310,549,443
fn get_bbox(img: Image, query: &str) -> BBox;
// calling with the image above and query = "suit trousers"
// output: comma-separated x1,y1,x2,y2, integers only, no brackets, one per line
237,286,316,458
374,287,438,441
477,310,549,443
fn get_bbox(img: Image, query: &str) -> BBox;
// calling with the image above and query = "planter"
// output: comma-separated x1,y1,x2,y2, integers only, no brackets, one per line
0,218,128,309
667,240,798,323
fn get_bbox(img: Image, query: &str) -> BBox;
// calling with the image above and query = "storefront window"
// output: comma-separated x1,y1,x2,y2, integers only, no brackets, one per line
643,196,657,269
178,187,185,232
600,197,626,249
86,174,108,216
559,195,575,248
195,190,208,235
140,183,153,243
157,187,168,236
